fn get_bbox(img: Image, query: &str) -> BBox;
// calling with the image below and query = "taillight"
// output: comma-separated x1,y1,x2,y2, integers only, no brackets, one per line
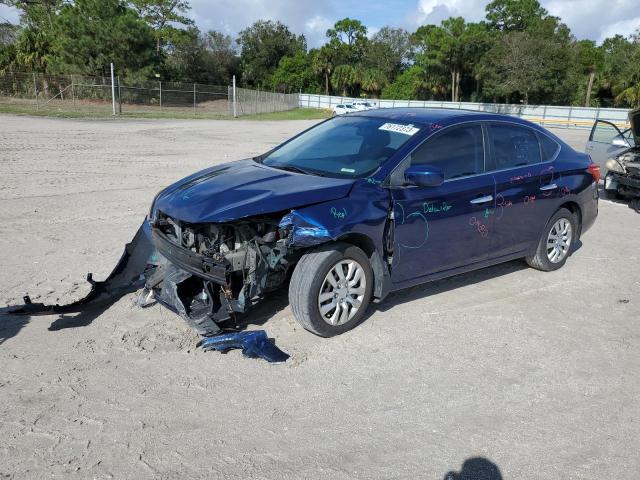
588,163,601,183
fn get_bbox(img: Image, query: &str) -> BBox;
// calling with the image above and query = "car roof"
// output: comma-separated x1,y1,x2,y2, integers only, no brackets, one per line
350,107,570,148
355,107,523,125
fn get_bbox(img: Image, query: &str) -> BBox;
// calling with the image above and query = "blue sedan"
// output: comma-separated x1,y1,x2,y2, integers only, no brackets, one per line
141,108,600,337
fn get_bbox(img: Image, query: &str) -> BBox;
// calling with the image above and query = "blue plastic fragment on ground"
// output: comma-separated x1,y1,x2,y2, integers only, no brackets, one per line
200,330,289,363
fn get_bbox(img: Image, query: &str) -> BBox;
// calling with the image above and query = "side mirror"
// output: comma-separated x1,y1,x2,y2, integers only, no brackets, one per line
405,164,444,187
612,137,629,147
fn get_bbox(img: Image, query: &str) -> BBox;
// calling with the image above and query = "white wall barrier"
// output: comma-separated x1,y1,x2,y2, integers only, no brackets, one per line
299,93,632,130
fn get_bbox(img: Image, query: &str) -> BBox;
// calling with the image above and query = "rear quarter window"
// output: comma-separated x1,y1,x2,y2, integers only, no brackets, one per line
538,133,560,161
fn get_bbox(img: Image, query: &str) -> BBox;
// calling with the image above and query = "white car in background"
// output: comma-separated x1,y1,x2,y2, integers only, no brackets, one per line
333,104,357,115
352,101,377,111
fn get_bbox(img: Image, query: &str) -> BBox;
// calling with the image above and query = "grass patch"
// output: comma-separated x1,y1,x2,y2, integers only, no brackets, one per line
0,103,330,121
242,108,332,121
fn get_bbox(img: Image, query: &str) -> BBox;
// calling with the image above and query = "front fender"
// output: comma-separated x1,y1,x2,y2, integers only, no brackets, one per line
279,181,390,251
278,182,392,300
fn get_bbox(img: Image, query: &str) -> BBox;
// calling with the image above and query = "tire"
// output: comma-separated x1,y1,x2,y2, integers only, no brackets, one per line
525,207,578,272
289,242,373,337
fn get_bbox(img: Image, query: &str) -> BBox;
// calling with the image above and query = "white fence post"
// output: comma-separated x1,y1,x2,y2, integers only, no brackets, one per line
110,63,116,116
232,75,237,117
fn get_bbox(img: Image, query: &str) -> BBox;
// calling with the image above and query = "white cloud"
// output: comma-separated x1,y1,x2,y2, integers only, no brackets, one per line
188,0,335,47
0,4,20,24
407,0,639,43
598,16,640,42
545,0,640,42
407,0,487,28
1,0,637,47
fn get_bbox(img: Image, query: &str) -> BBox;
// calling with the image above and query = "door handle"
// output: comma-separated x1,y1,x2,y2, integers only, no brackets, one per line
470,195,494,204
540,183,558,192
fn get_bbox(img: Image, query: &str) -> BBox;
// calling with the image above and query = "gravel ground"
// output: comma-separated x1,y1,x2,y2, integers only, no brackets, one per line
0,115,638,480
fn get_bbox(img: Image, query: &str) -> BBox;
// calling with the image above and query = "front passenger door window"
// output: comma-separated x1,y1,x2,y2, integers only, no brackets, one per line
410,125,485,179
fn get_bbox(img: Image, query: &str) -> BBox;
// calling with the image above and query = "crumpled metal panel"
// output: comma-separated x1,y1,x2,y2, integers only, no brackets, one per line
200,330,289,363
279,181,391,253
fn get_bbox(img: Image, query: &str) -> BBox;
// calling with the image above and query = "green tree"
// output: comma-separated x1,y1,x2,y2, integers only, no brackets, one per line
573,40,604,106
479,30,568,104
362,27,411,81
271,51,318,93
310,46,336,95
165,27,239,84
381,65,445,100
2,0,63,73
237,20,306,88
413,18,486,102
325,18,368,67
0,22,18,71
331,64,358,96
130,0,193,54
326,18,367,46
485,0,548,31
360,68,387,98
50,0,156,77
600,33,640,106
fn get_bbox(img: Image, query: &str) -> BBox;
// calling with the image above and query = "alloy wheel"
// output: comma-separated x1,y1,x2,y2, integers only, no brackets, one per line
546,217,573,263
317,259,367,325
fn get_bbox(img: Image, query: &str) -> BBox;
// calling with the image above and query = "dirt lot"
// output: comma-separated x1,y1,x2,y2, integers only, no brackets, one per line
0,115,639,480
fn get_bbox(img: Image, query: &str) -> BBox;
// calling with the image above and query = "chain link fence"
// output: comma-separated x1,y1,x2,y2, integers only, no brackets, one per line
234,87,299,116
0,72,298,117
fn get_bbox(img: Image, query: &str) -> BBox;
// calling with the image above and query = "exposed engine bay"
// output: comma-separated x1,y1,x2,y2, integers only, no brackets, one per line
145,211,301,335
606,147,640,200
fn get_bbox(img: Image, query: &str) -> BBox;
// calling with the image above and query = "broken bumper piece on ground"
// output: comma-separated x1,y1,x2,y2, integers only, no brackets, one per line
1,219,290,363
0,221,154,316
200,330,289,363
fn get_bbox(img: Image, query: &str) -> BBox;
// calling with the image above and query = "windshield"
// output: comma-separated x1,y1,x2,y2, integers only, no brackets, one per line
261,116,421,178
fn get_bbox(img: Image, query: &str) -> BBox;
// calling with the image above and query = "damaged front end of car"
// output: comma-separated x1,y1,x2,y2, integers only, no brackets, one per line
606,150,640,199
144,210,302,335
606,108,640,202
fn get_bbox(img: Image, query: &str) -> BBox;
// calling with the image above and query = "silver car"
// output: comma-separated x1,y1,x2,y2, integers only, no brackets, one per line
586,109,639,199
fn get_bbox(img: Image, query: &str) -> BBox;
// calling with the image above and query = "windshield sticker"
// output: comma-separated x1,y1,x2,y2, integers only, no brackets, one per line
379,123,420,136
340,168,355,173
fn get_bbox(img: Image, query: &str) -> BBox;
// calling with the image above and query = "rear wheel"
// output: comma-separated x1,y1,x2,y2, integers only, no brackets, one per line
289,242,373,337
526,208,578,272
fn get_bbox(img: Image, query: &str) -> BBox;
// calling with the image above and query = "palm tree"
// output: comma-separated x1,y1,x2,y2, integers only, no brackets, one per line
615,83,640,107
311,48,334,95
331,64,358,96
361,69,388,98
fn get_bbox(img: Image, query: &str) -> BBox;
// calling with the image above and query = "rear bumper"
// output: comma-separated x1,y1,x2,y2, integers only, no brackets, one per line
578,181,598,237
151,227,227,284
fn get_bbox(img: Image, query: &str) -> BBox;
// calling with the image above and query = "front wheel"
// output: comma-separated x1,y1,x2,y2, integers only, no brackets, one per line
289,243,373,337
525,208,578,272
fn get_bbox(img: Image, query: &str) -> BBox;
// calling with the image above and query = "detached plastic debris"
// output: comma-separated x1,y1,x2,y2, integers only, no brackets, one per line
0,222,153,316
200,330,289,363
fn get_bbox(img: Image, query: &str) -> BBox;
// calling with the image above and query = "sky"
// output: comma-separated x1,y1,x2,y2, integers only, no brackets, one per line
1,0,639,47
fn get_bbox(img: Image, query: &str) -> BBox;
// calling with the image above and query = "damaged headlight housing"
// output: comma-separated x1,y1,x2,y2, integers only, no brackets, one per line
606,158,625,174
148,190,163,224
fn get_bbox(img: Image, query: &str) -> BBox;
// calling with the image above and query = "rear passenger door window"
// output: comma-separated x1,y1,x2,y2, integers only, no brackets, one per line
488,124,542,170
411,124,485,180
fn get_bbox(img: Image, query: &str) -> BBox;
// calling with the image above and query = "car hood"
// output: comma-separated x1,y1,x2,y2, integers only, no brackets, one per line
630,108,640,146
154,159,355,223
